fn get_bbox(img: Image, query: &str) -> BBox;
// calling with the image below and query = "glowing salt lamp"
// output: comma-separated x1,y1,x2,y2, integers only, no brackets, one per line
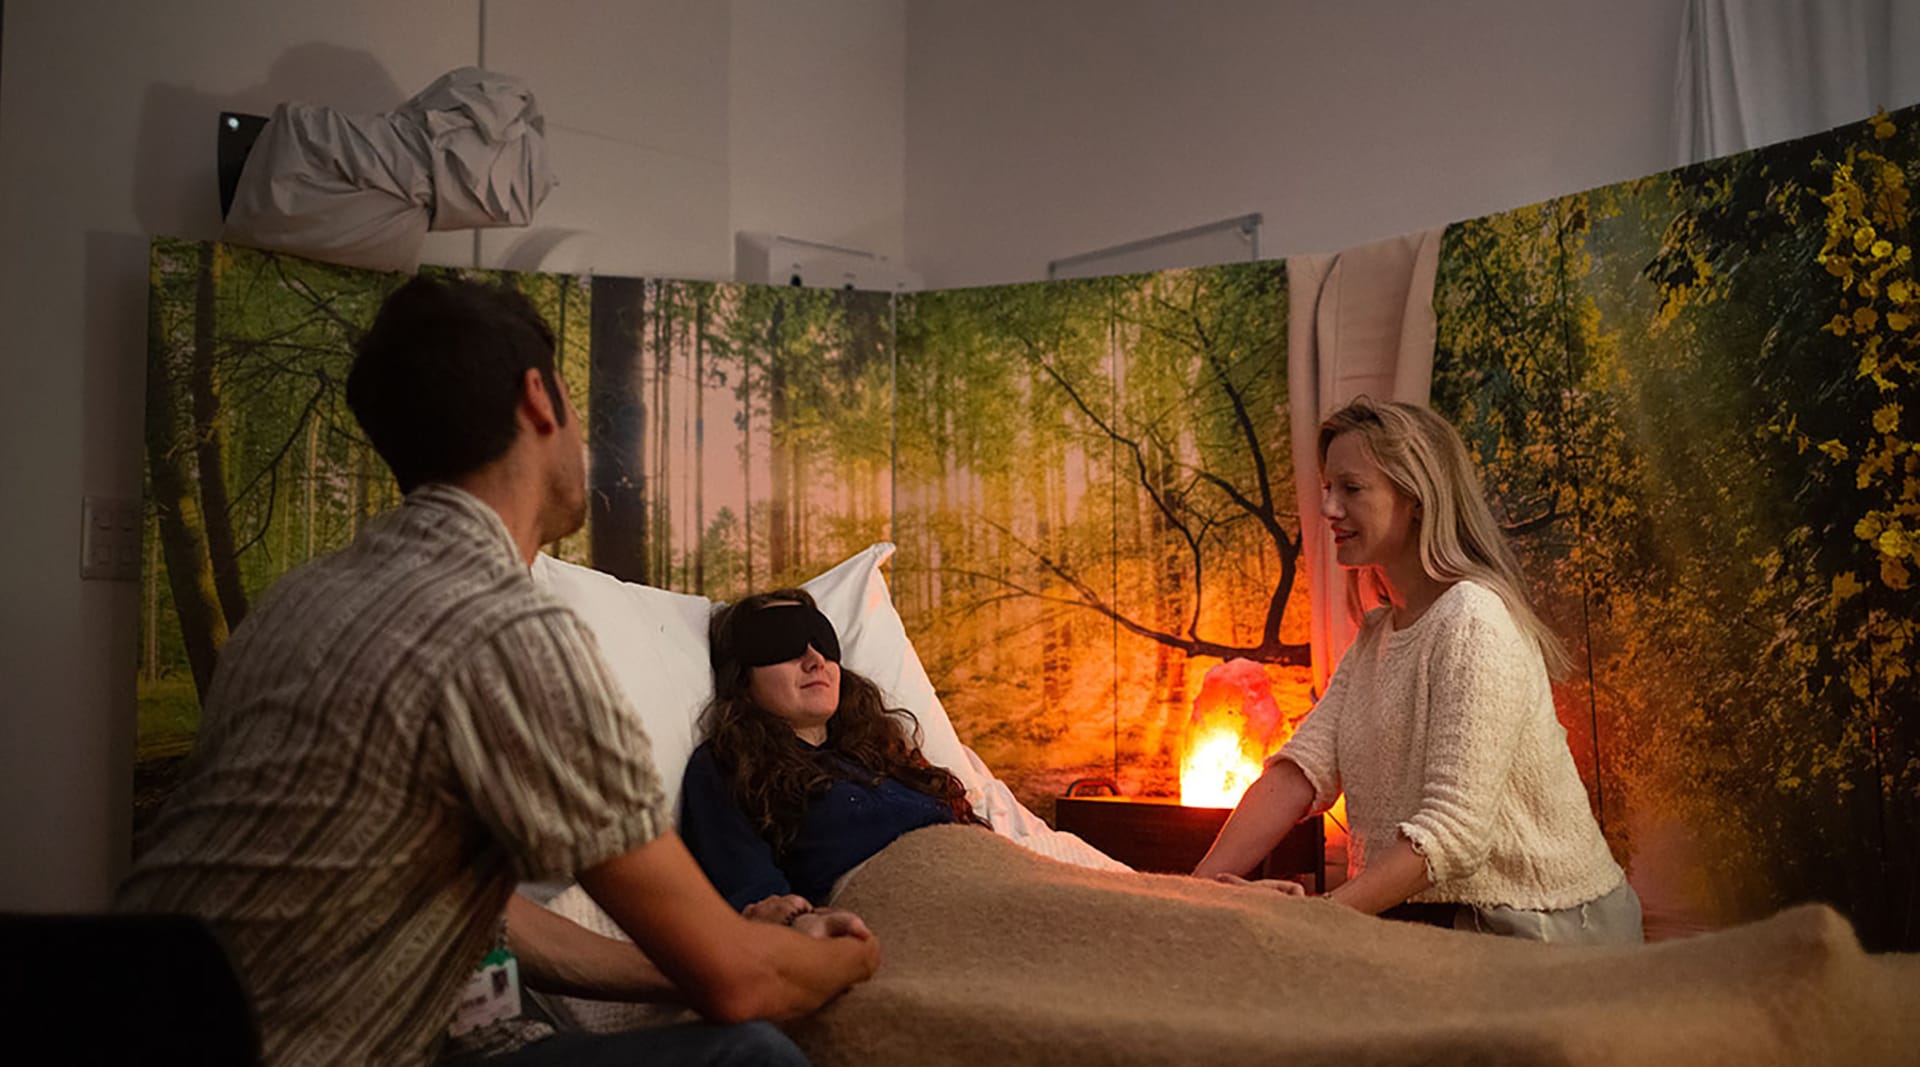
1179,658,1292,808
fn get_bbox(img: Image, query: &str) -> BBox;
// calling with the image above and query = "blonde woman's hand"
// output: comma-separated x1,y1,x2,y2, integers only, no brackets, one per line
1211,872,1309,897
743,893,813,925
791,907,873,941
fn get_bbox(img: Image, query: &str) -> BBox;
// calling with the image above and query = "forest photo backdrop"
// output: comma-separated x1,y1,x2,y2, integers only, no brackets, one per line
138,248,1304,840
140,104,1920,949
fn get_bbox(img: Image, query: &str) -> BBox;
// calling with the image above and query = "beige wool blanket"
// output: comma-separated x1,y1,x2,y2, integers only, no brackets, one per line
785,825,1920,1066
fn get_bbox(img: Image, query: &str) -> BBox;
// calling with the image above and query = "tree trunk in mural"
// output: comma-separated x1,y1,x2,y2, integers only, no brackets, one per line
145,281,229,700
1150,448,1190,757
589,275,649,583
694,291,708,595
792,430,806,574
1045,450,1076,709
349,440,371,539
304,416,320,560
793,441,806,573
654,285,674,583
190,243,249,629
1192,313,1304,659
143,515,160,685
739,317,755,591
932,364,951,613
555,277,571,375
768,296,790,579
1031,366,1072,721
677,311,692,585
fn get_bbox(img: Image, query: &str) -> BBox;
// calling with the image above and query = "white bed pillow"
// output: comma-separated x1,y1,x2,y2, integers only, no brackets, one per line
530,553,713,809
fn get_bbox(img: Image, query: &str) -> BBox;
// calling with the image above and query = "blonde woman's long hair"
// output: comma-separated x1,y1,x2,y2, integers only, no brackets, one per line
1318,398,1572,678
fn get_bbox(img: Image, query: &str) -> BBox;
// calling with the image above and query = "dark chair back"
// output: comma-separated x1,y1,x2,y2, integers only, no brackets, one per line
0,912,260,1066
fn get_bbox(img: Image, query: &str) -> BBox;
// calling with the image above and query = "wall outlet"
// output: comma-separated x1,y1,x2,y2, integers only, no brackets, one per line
81,495,143,581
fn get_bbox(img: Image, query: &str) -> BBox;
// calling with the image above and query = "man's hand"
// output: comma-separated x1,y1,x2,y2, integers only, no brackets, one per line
580,834,881,1023
743,894,813,926
791,907,873,942
1211,872,1309,897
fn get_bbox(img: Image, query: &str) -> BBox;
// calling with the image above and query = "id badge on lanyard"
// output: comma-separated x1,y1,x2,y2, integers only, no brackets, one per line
448,942,523,1038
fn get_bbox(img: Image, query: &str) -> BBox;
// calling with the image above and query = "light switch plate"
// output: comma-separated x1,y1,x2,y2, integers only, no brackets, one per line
81,495,143,581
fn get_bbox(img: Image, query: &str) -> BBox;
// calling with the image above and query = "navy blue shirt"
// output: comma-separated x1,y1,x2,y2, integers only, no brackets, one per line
679,739,957,908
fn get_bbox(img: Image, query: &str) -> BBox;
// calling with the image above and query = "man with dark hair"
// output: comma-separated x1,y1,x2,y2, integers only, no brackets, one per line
118,276,878,1067
345,276,570,495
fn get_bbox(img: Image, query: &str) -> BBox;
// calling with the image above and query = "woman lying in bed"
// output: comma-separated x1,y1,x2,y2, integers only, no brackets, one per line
679,590,989,923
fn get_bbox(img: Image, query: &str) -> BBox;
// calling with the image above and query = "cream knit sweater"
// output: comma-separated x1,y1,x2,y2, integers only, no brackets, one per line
1276,580,1623,910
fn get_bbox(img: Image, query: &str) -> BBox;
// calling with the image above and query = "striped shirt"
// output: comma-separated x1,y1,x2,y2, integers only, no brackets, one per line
116,484,666,1067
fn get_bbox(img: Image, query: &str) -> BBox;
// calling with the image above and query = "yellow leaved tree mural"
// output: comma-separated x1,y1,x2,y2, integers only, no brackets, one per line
1434,107,1919,949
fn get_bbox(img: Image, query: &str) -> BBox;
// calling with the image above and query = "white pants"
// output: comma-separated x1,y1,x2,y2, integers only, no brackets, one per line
1454,878,1644,946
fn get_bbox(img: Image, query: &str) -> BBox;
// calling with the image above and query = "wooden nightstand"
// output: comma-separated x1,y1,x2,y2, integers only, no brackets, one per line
1054,795,1325,892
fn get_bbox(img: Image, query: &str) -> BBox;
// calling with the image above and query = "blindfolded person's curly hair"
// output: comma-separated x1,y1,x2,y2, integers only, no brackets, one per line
700,589,981,851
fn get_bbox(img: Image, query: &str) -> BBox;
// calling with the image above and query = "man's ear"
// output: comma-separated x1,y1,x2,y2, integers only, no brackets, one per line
520,368,561,435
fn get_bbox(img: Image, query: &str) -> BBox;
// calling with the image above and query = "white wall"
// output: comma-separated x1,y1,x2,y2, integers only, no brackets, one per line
731,0,908,262
904,0,1688,287
0,0,905,910
0,0,472,914
480,0,733,278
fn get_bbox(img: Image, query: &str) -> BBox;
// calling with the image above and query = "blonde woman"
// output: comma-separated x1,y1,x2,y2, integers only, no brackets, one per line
1195,398,1641,944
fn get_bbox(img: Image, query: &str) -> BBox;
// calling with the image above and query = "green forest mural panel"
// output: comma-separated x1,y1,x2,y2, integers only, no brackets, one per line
140,246,1303,830
139,245,893,825
891,265,1310,811
1432,107,1919,948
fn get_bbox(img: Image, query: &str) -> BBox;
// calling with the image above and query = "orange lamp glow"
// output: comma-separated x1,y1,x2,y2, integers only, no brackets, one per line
1177,658,1294,809
1179,725,1266,808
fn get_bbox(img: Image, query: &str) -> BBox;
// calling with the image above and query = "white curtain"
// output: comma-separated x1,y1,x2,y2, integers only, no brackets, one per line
1676,0,1920,164
1285,228,1444,695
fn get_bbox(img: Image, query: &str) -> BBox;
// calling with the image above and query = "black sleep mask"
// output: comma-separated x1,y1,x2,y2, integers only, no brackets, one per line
732,603,842,667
